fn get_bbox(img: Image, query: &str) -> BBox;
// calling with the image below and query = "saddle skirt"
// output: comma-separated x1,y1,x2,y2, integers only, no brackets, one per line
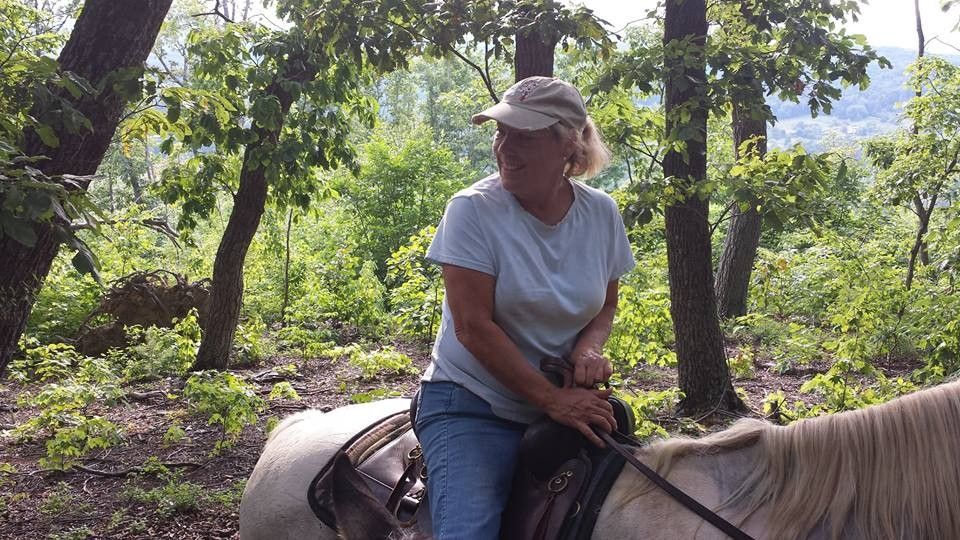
308,398,634,540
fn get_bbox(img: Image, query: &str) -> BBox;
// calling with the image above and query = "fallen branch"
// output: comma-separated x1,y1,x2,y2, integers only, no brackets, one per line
74,461,201,478
127,390,168,401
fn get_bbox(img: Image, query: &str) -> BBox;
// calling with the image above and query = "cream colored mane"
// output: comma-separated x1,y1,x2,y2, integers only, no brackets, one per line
640,380,960,539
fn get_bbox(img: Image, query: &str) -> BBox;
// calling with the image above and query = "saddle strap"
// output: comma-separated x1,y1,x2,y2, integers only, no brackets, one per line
599,431,755,540
385,448,425,518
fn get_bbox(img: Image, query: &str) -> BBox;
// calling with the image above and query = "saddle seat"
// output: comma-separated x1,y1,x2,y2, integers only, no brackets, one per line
309,394,636,540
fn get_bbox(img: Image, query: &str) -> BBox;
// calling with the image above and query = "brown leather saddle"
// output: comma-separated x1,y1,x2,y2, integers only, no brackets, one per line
309,358,635,540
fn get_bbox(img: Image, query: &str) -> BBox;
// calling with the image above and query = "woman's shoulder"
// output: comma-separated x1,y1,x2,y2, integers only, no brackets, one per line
451,174,510,206
571,180,618,213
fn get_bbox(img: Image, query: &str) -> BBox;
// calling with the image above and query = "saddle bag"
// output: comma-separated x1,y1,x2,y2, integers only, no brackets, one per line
501,450,592,540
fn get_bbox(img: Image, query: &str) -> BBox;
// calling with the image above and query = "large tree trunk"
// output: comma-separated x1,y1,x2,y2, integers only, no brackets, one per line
663,0,742,416
0,0,172,372
192,75,303,369
514,20,557,81
715,103,768,319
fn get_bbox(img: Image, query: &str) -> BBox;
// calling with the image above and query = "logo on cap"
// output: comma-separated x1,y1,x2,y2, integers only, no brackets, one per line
515,78,547,102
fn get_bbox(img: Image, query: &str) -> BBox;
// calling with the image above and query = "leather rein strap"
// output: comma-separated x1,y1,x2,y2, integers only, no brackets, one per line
597,430,755,540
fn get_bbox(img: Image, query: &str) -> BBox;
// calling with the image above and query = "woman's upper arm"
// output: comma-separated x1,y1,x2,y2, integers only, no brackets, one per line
603,279,619,308
441,264,496,342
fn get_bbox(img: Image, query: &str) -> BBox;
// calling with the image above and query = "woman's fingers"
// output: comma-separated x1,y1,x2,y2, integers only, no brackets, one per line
574,361,588,387
575,421,605,448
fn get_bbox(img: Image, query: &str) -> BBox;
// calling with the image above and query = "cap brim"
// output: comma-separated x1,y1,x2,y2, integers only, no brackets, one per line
471,102,558,131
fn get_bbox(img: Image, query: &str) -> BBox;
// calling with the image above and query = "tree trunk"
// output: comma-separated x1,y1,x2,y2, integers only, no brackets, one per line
715,103,768,319
514,23,557,81
0,0,172,372
192,75,303,369
905,196,937,291
663,0,742,416
911,0,931,270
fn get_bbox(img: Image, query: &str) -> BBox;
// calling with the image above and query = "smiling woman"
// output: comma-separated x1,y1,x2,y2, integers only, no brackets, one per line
411,76,635,539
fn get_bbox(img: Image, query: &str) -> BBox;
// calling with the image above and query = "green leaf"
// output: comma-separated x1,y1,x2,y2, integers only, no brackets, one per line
35,125,59,148
71,248,101,283
1,215,38,247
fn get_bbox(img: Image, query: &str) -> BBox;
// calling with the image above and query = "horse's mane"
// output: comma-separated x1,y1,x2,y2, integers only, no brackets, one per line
640,380,960,540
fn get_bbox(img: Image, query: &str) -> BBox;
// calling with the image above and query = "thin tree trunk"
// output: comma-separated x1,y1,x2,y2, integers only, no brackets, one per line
280,208,293,324
906,196,937,291
909,0,932,275
193,66,311,369
715,103,767,319
663,0,743,416
0,0,172,373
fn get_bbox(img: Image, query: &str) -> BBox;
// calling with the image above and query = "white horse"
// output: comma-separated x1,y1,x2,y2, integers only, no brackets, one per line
240,381,960,539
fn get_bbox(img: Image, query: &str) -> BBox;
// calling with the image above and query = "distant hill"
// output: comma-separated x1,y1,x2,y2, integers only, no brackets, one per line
767,47,959,151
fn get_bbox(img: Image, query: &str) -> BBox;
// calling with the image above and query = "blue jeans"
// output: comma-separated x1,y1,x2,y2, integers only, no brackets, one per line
415,381,527,540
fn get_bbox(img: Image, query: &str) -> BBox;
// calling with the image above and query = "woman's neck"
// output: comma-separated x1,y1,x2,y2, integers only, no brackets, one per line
513,176,574,226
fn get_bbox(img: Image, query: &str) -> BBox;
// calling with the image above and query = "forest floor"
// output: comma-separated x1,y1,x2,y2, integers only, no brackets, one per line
0,335,920,540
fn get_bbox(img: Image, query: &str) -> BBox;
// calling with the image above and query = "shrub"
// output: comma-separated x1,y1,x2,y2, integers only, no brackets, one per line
347,346,416,379
183,371,264,453
121,309,201,382
387,225,443,341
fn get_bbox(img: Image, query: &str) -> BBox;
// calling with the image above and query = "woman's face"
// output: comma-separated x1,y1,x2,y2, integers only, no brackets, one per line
492,123,570,197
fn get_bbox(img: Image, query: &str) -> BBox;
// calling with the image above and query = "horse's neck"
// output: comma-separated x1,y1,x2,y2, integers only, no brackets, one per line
594,444,767,540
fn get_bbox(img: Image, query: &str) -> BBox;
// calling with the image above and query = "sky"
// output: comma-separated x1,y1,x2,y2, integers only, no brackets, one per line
579,0,960,55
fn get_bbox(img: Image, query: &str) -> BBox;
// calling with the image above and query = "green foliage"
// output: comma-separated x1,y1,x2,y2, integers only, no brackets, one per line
617,388,685,440
233,316,270,367
349,388,403,404
122,309,201,382
387,225,443,341
0,142,103,279
268,381,300,401
39,481,91,516
346,345,416,380
183,371,264,453
728,312,827,373
607,283,676,369
275,325,336,360
727,347,756,380
9,339,81,382
121,465,244,518
161,421,187,447
332,124,468,274
121,471,206,517
246,203,388,333
25,256,101,342
40,416,122,471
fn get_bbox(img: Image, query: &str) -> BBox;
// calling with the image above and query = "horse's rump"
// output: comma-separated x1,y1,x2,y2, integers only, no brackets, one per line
239,398,410,540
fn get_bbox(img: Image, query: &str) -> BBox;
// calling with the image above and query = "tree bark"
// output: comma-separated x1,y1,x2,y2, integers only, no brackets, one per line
715,103,767,319
663,0,742,416
514,22,557,81
0,0,172,372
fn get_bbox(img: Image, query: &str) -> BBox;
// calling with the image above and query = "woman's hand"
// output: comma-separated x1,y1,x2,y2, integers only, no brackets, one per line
542,387,617,447
570,348,613,388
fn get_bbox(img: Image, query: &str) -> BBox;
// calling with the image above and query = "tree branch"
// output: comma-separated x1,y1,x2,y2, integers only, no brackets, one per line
192,0,234,23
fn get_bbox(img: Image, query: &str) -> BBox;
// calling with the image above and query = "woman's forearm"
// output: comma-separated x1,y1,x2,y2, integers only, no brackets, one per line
455,318,559,411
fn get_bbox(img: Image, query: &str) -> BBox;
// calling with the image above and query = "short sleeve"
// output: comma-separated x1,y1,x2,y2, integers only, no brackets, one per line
426,196,496,276
606,197,636,281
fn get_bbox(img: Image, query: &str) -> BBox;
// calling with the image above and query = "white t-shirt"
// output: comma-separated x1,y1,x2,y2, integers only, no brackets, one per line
423,174,636,423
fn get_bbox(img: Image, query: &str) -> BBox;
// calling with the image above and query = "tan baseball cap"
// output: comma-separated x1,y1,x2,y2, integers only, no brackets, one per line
471,76,588,131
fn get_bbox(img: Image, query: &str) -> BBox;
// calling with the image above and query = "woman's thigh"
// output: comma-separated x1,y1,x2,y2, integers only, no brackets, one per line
415,381,527,540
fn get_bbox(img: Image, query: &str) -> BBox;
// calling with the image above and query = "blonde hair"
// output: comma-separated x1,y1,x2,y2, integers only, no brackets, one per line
552,117,611,179
636,380,960,539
